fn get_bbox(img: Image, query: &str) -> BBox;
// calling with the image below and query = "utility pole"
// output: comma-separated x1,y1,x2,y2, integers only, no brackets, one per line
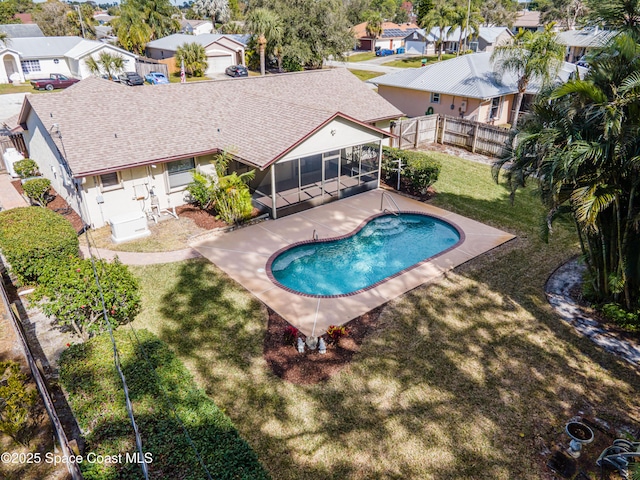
75,5,86,39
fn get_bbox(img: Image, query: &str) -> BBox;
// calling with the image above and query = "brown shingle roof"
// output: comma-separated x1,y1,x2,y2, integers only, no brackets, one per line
22,69,402,176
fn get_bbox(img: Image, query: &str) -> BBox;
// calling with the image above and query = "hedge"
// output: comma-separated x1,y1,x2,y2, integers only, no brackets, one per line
0,207,79,285
59,329,270,480
382,147,441,193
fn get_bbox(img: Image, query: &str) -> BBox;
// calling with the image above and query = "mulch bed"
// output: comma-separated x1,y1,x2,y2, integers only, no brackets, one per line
175,205,228,230
381,178,436,201
11,180,85,233
263,307,382,385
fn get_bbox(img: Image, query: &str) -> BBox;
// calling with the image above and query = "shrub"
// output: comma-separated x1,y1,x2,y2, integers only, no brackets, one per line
0,361,39,446
13,158,39,179
59,329,270,479
601,303,640,331
0,207,79,285
326,325,348,342
283,324,299,345
33,257,141,340
22,178,51,206
382,147,441,193
186,171,214,209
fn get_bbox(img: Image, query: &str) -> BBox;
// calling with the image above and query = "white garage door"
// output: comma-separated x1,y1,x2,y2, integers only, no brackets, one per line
206,55,234,75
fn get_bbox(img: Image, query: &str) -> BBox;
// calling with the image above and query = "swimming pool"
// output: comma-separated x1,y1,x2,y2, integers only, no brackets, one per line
267,212,462,297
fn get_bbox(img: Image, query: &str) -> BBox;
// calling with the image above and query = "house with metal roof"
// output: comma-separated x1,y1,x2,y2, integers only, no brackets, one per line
16,68,402,229
368,52,584,125
428,26,513,54
146,33,246,76
179,19,214,36
0,36,136,84
0,23,44,38
556,28,616,63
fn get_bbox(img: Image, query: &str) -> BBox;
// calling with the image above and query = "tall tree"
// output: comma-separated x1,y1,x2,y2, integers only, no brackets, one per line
449,3,483,55
192,0,230,26
491,26,565,127
112,0,180,53
175,42,208,77
33,0,73,36
245,8,282,75
587,0,640,36
419,0,455,60
85,51,125,80
494,33,640,309
476,0,517,28
414,0,434,26
540,0,588,30
364,10,383,51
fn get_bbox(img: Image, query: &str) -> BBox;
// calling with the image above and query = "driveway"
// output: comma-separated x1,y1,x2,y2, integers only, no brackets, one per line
0,92,29,123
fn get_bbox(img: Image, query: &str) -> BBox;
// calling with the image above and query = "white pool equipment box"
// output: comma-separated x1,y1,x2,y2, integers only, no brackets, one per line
110,212,150,243
2,148,24,178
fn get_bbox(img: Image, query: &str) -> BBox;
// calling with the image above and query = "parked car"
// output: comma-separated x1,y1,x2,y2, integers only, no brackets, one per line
119,71,144,86
375,48,394,57
225,65,248,78
144,72,169,85
30,73,80,91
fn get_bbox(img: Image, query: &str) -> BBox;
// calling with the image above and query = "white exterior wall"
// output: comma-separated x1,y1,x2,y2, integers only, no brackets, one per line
279,117,386,162
0,52,25,83
76,46,137,78
23,58,73,81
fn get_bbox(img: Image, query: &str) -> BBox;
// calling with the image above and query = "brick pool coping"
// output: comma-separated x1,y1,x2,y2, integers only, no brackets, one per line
191,189,515,337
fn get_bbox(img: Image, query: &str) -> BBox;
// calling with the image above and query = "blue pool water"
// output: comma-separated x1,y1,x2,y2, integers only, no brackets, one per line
269,213,461,296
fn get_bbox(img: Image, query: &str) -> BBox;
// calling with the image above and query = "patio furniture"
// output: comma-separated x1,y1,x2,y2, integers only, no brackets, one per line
596,439,640,479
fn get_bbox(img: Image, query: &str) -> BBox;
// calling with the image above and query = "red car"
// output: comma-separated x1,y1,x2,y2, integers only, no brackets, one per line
30,74,80,91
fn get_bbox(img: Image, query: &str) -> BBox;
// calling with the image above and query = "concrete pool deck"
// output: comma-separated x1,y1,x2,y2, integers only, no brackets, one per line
191,189,515,337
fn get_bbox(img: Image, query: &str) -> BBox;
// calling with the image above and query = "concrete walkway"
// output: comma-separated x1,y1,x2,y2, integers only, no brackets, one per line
79,244,201,265
325,60,403,74
0,172,28,210
0,92,29,122
546,259,640,368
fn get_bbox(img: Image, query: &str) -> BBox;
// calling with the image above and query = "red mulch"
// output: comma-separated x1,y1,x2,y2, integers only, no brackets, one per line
381,178,436,201
11,180,85,233
263,307,382,385
176,205,263,230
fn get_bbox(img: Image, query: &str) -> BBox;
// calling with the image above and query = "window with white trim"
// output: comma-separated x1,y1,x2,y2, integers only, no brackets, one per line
166,158,195,189
430,92,440,104
489,97,502,120
21,60,41,73
99,172,122,191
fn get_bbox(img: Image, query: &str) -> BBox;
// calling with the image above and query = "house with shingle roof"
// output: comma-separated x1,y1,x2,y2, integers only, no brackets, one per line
17,68,402,229
353,21,419,52
0,36,136,84
0,23,44,38
368,52,584,124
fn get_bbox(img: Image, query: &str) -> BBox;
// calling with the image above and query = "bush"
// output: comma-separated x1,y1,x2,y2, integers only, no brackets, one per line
0,361,39,446
0,207,79,285
326,325,348,343
186,171,213,209
382,147,441,193
33,257,141,340
59,329,270,479
13,158,39,179
601,303,640,331
22,178,51,206
283,324,299,345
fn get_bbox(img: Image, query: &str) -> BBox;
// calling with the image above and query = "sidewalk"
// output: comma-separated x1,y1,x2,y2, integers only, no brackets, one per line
0,173,28,210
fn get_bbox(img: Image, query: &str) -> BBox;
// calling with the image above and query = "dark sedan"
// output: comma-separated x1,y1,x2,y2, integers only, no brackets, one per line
225,65,248,78
119,71,144,86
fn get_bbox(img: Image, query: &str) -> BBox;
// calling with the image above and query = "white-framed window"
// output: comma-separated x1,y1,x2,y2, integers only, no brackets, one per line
166,158,195,189
21,60,41,73
430,92,440,104
99,172,122,192
489,97,502,120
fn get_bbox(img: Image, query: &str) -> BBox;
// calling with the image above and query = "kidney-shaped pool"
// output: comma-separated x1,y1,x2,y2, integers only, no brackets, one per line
267,212,463,297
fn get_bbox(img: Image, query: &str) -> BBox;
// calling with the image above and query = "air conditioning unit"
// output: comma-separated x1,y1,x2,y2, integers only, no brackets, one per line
2,148,24,178
109,211,150,243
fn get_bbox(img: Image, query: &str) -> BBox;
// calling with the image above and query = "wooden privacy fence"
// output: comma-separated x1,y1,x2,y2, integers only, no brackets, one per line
390,114,511,157
135,57,169,78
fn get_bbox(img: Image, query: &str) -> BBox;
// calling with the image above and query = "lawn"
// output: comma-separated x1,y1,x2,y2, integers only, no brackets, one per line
347,52,378,62
348,69,384,82
128,153,640,479
0,83,42,95
383,54,457,68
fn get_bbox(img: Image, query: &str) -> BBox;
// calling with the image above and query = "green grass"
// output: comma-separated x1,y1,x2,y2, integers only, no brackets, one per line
125,154,640,479
0,83,44,95
59,329,269,479
382,54,457,68
348,70,384,82
347,52,378,62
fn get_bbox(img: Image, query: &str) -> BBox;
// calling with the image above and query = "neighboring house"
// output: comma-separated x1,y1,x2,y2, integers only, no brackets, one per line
556,28,616,63
369,52,585,125
180,19,214,35
403,29,437,55
17,68,403,229
13,13,34,24
428,26,513,54
93,13,116,25
145,33,245,76
0,36,137,84
95,25,118,44
353,21,419,51
0,23,44,38
513,10,543,33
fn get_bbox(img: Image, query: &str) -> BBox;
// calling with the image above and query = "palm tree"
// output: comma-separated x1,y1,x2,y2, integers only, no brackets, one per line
494,32,640,309
364,11,384,52
0,31,9,46
192,0,230,29
449,4,483,56
490,26,565,128
420,0,455,60
175,42,208,77
85,51,126,80
245,8,283,76
587,0,640,37
112,0,179,53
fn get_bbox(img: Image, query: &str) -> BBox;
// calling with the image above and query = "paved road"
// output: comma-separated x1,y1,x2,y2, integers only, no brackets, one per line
325,60,403,74
0,92,29,123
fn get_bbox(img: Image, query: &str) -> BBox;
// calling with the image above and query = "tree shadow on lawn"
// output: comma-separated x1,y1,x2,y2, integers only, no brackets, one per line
152,196,640,479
